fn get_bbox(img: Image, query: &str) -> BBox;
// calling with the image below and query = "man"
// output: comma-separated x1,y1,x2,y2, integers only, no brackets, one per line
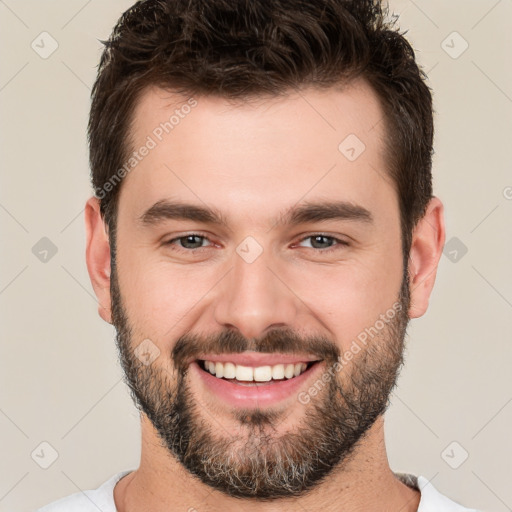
37,0,479,510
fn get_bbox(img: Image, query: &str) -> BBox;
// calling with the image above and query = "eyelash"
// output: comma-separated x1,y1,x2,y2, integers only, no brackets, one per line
164,233,349,254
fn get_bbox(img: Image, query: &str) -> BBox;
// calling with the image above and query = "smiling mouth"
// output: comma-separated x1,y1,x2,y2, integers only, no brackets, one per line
197,359,321,385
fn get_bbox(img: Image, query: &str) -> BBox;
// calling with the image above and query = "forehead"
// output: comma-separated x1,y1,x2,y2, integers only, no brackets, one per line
119,80,396,230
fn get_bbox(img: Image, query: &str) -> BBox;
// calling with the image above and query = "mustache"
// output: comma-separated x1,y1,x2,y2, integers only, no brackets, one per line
172,327,341,370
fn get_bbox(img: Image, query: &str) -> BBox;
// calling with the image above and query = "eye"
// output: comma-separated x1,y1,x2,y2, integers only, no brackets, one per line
165,234,213,251
296,234,349,252
163,233,348,254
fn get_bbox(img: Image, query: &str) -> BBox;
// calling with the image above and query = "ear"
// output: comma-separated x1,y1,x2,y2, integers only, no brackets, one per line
85,196,112,324
407,196,446,319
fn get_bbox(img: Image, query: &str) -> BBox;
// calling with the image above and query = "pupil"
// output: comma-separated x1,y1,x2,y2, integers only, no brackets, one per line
182,235,202,248
312,235,331,249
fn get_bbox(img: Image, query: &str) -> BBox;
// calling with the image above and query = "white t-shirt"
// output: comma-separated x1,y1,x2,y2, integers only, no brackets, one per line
35,469,480,511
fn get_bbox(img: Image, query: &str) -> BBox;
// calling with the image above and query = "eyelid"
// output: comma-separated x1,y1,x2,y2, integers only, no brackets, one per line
294,233,350,250
164,233,215,250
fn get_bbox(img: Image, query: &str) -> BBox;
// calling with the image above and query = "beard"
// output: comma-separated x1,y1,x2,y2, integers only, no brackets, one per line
110,260,411,500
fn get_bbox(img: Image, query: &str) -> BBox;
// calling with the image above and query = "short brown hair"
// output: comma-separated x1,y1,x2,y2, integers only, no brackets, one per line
88,0,434,267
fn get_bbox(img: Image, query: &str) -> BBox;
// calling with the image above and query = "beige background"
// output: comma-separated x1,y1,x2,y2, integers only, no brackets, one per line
1,1,511,511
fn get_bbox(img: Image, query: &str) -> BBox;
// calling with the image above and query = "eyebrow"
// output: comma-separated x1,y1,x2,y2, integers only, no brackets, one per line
138,199,373,228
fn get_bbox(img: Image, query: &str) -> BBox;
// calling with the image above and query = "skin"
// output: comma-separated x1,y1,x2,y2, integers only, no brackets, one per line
85,78,445,511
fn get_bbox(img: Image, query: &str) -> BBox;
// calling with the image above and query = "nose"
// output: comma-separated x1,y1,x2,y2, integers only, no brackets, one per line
213,247,299,340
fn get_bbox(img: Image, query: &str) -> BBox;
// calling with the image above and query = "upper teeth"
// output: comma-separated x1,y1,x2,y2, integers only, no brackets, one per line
203,360,309,381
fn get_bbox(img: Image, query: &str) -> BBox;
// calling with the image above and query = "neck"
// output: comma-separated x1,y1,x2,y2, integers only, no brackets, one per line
114,415,420,512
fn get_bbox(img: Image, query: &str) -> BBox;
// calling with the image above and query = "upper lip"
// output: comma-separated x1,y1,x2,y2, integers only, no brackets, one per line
192,352,322,367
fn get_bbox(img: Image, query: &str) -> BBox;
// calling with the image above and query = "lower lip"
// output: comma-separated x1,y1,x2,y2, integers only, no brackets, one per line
190,360,324,408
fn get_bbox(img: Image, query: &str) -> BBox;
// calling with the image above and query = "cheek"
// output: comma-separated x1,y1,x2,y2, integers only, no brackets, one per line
117,251,220,337
289,248,402,351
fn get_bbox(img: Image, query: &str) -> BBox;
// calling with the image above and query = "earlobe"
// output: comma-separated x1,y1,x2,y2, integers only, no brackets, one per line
407,196,446,319
84,196,113,324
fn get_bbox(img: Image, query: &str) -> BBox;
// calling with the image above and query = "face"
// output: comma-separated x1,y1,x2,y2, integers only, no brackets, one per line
109,81,410,499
